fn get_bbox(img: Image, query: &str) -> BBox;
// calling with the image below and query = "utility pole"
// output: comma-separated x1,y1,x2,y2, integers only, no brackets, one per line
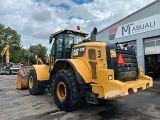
28,55,29,66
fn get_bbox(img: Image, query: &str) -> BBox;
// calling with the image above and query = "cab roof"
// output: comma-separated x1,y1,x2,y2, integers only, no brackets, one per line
52,29,88,38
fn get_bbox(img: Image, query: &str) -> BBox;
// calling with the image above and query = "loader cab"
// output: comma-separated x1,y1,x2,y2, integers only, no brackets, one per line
49,29,88,60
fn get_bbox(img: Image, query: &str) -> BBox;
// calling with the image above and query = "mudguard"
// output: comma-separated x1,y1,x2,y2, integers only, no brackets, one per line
33,65,50,81
54,59,91,84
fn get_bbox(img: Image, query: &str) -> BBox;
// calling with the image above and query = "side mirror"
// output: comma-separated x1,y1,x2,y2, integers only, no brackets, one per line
49,35,53,44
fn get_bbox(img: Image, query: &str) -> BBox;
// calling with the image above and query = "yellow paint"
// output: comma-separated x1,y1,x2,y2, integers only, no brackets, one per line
67,59,92,83
16,73,28,89
91,84,103,98
33,65,50,81
89,68,153,100
1,44,10,63
138,67,153,87
56,81,67,101
71,42,107,83
29,76,33,88
71,42,152,100
110,49,116,58
35,55,44,64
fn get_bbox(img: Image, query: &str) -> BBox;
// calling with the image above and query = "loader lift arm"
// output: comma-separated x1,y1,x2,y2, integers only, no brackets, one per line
35,54,47,65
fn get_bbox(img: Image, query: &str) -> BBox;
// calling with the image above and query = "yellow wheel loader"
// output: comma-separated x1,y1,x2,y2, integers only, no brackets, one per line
16,27,153,112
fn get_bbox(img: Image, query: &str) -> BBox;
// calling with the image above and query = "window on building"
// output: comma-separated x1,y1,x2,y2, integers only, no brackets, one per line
144,37,156,47
121,40,137,52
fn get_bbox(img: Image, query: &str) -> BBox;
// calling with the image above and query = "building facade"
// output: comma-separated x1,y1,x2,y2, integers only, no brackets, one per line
97,0,160,75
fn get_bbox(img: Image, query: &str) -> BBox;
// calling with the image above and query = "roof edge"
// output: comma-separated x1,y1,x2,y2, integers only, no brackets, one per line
52,29,88,38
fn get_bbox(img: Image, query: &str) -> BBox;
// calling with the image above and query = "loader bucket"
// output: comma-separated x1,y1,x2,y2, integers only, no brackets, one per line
16,66,34,90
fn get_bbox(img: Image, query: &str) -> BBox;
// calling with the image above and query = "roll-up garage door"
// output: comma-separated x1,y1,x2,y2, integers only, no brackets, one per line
144,36,160,55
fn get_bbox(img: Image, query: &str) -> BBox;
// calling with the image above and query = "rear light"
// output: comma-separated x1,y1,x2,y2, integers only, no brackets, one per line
108,75,113,80
117,54,124,65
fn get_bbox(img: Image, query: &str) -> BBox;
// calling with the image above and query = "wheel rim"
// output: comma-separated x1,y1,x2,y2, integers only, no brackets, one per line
29,76,33,89
57,81,66,101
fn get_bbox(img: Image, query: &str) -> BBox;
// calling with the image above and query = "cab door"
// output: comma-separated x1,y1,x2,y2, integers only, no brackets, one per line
55,36,63,59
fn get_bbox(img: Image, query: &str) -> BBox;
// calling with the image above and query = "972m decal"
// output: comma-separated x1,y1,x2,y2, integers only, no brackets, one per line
73,46,86,57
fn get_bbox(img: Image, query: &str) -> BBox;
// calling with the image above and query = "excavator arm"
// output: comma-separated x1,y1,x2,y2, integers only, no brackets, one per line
1,45,10,63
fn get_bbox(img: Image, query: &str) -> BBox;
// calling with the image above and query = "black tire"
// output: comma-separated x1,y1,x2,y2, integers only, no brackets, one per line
28,69,45,95
52,69,84,112
96,99,107,106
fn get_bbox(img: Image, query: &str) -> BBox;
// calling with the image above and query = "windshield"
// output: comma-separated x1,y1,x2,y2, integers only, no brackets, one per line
50,33,86,58
74,35,86,44
65,34,86,47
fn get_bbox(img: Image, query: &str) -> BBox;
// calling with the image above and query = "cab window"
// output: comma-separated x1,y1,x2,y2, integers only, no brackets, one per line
55,35,63,59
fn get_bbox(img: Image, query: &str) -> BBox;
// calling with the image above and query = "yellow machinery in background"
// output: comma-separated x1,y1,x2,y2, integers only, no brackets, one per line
16,27,153,112
0,44,22,75
1,44,10,63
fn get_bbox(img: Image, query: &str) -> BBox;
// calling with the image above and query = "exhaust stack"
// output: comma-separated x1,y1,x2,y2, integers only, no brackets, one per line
90,27,97,42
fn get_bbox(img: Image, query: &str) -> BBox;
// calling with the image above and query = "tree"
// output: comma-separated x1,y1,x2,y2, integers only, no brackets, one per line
0,23,48,66
27,44,48,65
0,23,23,64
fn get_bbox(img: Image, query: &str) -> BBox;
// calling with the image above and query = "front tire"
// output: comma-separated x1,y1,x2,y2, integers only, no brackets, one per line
28,69,45,95
52,69,83,112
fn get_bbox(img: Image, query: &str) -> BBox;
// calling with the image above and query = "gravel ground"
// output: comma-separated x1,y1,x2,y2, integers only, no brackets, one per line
0,75,160,120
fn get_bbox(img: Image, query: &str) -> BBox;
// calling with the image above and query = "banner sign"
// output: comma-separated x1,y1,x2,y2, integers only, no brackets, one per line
109,14,160,40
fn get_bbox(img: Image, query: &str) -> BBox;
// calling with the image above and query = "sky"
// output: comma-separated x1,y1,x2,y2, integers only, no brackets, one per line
0,0,155,52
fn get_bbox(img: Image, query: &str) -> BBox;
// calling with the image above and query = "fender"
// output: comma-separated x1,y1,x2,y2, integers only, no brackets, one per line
33,64,50,81
53,59,91,84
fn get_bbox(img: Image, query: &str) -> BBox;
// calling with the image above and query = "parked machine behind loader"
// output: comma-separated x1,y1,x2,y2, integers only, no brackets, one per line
0,44,22,75
16,27,153,112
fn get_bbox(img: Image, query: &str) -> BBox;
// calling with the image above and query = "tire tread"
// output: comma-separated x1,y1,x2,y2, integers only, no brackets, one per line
28,69,45,95
52,69,85,111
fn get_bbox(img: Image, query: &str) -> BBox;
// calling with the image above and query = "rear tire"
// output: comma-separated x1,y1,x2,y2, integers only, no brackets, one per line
52,69,84,112
28,69,45,95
